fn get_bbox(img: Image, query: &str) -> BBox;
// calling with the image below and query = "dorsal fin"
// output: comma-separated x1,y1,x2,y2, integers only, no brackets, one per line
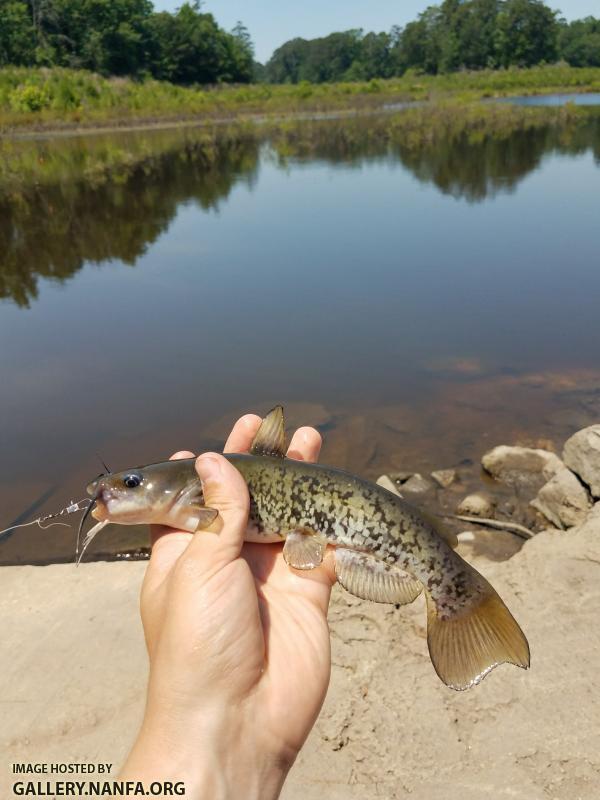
250,405,287,457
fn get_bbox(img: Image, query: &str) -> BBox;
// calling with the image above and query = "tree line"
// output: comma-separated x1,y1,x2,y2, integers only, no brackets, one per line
264,1,600,83
0,0,254,83
0,0,598,86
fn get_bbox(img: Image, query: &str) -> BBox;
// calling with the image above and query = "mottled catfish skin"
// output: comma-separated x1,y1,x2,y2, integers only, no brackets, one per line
84,449,530,691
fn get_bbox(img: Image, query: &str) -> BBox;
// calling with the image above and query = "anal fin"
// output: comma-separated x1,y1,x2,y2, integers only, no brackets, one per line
283,529,326,570
335,547,422,605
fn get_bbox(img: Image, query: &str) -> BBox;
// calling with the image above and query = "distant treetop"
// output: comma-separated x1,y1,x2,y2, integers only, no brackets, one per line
263,1,600,84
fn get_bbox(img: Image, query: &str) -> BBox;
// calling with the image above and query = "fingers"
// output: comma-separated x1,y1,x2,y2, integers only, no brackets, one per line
186,452,249,557
224,414,262,454
286,426,322,463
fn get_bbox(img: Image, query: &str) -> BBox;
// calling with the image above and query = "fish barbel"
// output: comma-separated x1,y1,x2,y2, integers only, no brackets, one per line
80,406,530,691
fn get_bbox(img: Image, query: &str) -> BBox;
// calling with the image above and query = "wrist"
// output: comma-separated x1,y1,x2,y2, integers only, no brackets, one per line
120,699,290,800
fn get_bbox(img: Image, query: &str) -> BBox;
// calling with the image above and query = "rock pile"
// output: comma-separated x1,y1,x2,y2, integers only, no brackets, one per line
483,424,600,532
377,423,600,545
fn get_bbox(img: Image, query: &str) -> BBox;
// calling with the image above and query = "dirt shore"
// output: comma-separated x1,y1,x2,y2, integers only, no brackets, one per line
1,516,599,799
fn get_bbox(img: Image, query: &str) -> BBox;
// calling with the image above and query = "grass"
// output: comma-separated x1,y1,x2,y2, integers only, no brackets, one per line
1,64,600,133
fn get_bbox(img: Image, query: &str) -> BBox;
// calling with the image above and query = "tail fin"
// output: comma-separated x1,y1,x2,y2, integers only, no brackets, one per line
425,574,530,691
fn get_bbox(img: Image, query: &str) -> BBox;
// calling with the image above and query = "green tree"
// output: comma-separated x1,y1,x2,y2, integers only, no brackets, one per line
147,3,234,84
300,30,362,83
347,31,393,80
458,0,501,69
50,0,153,74
265,38,310,83
391,7,444,74
228,21,254,82
558,17,600,67
0,1,35,65
495,0,559,67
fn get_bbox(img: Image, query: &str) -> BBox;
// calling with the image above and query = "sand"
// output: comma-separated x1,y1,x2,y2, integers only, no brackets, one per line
1,514,599,799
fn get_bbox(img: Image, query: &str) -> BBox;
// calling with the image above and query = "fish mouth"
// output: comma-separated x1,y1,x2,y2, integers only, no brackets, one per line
91,489,119,521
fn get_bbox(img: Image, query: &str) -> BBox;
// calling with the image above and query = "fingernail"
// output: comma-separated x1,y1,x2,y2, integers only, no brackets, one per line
196,454,222,482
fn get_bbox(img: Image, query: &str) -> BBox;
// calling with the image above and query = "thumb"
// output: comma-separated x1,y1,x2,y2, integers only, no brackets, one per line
185,452,250,560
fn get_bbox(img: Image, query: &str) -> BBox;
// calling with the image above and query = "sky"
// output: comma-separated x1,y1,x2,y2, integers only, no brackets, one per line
154,1,600,63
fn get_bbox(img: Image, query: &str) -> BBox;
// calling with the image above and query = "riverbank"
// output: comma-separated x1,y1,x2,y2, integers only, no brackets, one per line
1,64,600,136
1,100,594,202
1,502,599,798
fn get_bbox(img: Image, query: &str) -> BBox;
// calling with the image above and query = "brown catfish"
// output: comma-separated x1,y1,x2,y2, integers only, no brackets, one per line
79,406,529,691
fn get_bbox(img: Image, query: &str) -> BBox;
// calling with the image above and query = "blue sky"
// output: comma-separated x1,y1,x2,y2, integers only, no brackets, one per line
154,1,600,63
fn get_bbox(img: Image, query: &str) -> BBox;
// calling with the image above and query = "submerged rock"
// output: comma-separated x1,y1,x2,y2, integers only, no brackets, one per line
531,467,592,529
402,473,433,495
482,445,563,490
457,491,496,518
563,425,600,498
431,469,456,488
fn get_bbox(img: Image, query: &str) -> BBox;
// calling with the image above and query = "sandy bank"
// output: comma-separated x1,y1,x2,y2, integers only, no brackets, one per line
1,519,599,799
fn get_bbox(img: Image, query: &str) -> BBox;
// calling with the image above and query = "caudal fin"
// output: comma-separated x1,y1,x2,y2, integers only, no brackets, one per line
425,578,530,691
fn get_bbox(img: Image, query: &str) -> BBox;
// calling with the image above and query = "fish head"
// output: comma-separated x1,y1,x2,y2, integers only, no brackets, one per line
86,460,201,528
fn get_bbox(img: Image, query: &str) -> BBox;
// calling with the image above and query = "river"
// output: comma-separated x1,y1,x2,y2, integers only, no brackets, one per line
1,104,599,563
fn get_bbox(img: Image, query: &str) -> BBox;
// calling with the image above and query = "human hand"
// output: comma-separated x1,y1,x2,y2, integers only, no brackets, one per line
120,415,334,800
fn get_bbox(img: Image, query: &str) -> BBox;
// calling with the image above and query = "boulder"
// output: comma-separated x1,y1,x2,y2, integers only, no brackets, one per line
457,491,496,518
563,425,600,498
431,469,456,488
531,467,592,529
376,475,402,497
482,445,563,490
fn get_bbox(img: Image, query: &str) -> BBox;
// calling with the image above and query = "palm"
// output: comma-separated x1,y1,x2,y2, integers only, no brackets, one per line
243,541,332,751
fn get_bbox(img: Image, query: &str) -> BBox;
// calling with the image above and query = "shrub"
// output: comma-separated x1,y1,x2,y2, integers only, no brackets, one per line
9,84,50,113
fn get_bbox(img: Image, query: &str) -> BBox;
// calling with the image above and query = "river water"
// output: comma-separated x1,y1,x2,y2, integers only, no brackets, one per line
1,106,599,564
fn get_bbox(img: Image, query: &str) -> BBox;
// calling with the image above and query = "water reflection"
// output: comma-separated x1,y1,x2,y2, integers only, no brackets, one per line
2,110,599,307
0,131,260,307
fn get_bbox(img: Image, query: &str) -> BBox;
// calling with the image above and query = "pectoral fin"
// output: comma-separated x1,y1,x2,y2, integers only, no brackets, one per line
193,507,219,531
164,503,218,533
250,405,287,458
283,529,326,570
335,547,423,605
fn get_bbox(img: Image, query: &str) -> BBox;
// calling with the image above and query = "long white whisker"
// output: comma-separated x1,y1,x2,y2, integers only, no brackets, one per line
76,520,109,566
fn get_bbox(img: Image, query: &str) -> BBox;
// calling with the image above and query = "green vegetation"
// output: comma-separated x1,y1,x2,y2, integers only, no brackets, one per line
1,0,598,89
1,64,600,133
264,1,600,83
0,0,254,83
559,17,600,68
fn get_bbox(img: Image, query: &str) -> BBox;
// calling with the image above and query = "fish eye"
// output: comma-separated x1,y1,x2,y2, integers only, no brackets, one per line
123,473,142,489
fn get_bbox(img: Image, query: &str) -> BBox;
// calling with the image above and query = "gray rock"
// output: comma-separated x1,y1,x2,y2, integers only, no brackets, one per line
563,425,600,498
376,475,402,497
482,445,563,490
457,492,496,518
402,473,433,494
531,467,592,529
431,469,456,489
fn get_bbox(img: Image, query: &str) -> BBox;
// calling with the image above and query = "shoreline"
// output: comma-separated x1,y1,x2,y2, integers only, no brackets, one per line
2,83,600,142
